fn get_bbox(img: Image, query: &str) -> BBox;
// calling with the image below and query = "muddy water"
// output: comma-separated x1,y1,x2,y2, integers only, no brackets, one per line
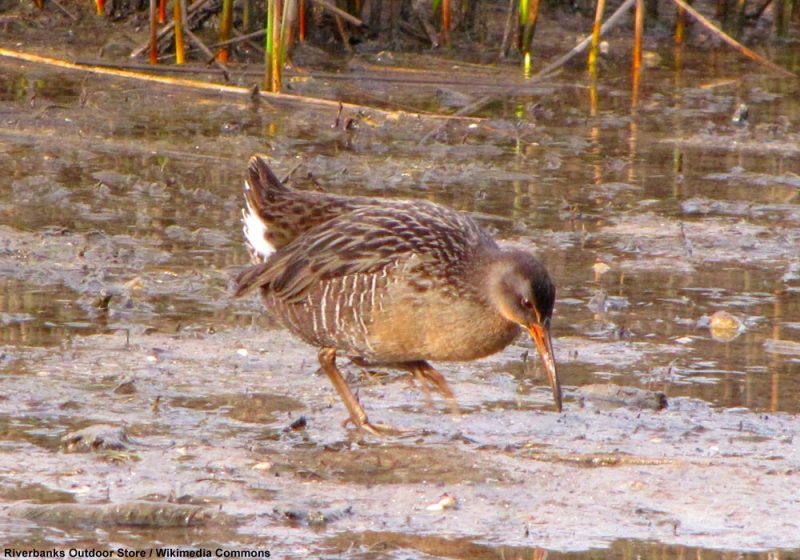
2,18,800,560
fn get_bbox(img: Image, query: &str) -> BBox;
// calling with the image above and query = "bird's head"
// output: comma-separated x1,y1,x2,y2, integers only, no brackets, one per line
486,250,562,412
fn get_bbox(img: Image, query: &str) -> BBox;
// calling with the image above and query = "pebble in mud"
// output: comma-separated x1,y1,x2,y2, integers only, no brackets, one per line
272,505,353,527
425,493,458,511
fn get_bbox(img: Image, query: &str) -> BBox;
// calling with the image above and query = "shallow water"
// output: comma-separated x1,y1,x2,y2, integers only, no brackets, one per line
1,14,800,559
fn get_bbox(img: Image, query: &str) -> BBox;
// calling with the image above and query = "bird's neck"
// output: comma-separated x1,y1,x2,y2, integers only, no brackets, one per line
474,249,518,311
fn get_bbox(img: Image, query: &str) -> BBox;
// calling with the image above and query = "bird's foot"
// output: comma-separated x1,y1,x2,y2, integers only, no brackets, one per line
444,397,461,417
408,370,461,417
342,417,409,436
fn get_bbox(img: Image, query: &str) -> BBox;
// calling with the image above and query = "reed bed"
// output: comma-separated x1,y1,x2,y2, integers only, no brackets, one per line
28,0,799,96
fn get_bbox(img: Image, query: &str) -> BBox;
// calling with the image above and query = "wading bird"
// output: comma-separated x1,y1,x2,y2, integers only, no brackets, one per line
235,156,561,434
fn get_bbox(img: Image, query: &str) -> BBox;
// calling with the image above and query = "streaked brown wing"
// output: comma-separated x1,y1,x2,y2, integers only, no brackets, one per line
234,200,493,303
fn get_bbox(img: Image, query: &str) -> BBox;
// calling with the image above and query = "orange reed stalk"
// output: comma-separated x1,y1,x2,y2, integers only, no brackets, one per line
299,0,306,40
149,0,158,64
675,2,686,44
588,0,606,72
272,0,282,92
632,0,644,106
174,0,185,63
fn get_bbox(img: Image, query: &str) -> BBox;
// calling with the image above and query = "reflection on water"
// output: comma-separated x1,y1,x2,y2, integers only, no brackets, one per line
0,278,103,347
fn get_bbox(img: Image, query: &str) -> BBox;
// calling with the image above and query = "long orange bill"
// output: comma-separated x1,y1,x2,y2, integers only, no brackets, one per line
529,324,562,412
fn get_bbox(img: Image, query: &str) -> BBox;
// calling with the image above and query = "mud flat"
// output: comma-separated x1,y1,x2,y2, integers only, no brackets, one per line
0,327,798,556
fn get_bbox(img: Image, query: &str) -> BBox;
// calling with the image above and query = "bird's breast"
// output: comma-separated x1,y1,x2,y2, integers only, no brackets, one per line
365,284,521,362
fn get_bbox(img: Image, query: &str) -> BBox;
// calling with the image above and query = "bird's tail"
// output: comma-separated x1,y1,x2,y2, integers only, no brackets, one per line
242,155,291,262
241,154,378,264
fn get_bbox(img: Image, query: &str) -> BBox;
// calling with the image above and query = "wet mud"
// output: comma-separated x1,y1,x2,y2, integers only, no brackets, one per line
2,6,800,558
1,328,799,556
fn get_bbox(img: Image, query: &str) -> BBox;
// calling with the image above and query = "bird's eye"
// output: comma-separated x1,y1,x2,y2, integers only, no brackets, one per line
521,298,533,309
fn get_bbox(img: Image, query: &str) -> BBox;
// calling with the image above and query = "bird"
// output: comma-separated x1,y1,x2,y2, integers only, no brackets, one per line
234,155,562,435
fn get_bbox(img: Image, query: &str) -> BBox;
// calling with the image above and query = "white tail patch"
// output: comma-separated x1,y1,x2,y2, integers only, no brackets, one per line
242,180,275,259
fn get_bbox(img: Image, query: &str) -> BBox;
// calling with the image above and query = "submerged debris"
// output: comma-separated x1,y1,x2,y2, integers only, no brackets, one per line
272,505,353,527
61,424,132,452
112,378,137,395
764,339,800,356
283,416,308,432
576,383,668,411
707,310,745,342
731,103,749,125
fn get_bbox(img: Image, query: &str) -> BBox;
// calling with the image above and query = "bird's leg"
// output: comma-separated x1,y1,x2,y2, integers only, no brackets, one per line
318,348,402,436
411,368,435,410
350,357,459,416
406,361,460,416
348,356,389,386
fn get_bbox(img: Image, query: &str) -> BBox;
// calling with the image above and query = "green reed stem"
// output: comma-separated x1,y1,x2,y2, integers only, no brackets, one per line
265,0,276,91
774,0,793,36
519,0,540,76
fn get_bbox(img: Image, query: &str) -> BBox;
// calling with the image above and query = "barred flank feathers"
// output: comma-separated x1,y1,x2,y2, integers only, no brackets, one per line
234,156,498,353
